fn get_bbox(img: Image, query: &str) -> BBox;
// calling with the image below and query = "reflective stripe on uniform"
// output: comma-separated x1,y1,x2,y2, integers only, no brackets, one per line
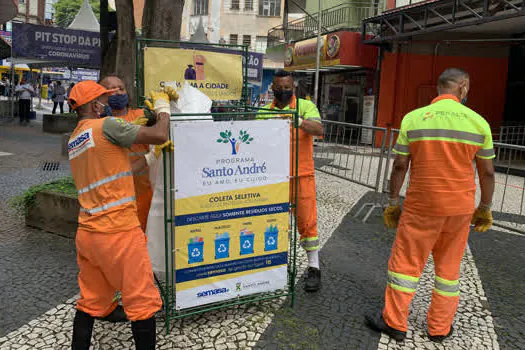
393,143,410,154
407,129,485,144
434,276,460,297
300,237,319,251
81,196,136,215
134,170,149,177
78,171,133,195
476,148,495,158
387,271,419,293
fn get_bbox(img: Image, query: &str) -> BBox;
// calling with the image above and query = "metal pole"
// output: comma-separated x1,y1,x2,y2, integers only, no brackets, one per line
313,0,322,104
10,58,15,119
37,67,44,109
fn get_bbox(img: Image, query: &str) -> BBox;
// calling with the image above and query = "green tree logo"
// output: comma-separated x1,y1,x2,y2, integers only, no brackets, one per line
217,130,253,155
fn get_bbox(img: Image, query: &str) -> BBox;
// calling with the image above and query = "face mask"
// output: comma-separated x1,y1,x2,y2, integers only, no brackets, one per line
108,94,129,110
274,90,293,104
96,101,111,117
461,87,468,105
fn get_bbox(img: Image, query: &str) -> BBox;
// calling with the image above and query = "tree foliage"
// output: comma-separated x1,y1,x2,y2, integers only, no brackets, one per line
53,0,100,28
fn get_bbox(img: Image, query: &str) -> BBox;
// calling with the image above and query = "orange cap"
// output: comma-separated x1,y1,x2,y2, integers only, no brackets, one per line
68,81,118,110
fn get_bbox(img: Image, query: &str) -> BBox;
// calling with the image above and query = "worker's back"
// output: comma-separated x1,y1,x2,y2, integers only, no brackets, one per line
394,94,494,216
68,118,140,233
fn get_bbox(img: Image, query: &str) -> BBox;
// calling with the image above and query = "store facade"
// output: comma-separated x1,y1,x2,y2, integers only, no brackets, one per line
284,31,378,125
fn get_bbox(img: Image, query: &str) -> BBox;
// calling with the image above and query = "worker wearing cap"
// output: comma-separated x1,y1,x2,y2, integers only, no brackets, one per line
67,80,176,350
366,68,495,343
98,75,177,231
258,70,324,292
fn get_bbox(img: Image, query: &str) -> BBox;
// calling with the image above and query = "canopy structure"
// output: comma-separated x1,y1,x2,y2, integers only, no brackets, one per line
68,0,100,32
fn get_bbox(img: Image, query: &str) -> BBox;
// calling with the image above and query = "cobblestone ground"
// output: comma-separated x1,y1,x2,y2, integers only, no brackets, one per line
1,126,524,349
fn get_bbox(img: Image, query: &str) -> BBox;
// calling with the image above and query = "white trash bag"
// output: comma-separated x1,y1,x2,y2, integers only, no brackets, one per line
145,82,213,278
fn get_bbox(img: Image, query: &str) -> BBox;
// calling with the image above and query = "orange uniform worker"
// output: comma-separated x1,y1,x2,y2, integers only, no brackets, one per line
98,75,174,230
67,81,176,350
259,70,324,292
366,68,495,343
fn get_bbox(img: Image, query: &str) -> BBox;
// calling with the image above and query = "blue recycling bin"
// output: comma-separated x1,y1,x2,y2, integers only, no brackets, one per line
264,230,278,252
188,241,204,264
215,237,230,259
240,234,255,255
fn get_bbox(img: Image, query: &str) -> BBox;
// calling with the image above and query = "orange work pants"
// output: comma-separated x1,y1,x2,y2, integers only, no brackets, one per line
290,175,319,251
75,226,162,321
382,210,471,336
136,187,153,231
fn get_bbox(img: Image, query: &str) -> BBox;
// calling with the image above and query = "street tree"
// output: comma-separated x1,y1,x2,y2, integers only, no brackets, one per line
53,0,100,28
100,0,184,107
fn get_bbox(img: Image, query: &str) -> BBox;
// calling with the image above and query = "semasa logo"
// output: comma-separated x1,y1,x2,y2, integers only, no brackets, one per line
197,288,229,298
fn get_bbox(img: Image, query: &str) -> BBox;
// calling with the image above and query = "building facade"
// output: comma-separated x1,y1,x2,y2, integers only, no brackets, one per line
181,0,285,53
362,0,525,132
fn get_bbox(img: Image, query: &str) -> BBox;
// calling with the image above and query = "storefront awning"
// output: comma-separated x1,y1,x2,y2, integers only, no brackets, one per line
362,0,525,44
284,31,378,72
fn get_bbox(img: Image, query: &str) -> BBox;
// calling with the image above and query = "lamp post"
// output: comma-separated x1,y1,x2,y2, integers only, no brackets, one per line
313,0,322,104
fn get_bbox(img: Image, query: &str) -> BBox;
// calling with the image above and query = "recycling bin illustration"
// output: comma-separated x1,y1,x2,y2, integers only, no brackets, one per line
188,237,204,264
239,229,255,255
264,225,279,252
215,232,230,260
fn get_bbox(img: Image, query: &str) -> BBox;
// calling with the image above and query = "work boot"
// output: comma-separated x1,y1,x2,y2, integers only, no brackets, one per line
96,305,128,323
428,326,454,343
365,313,406,342
131,316,156,350
72,310,95,350
304,267,321,292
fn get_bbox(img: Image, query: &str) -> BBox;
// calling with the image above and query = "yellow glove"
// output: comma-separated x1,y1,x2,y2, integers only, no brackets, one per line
163,86,179,102
471,206,493,232
130,116,148,126
383,202,402,229
154,141,174,158
146,90,171,114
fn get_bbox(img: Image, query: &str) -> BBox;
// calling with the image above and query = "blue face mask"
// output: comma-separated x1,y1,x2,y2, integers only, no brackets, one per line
461,87,468,105
108,94,129,110
99,104,111,118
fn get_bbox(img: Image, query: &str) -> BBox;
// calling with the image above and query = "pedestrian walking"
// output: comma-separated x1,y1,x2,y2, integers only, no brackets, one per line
67,80,177,349
257,70,324,292
366,68,496,343
15,79,34,126
47,81,53,103
67,82,75,112
52,81,66,114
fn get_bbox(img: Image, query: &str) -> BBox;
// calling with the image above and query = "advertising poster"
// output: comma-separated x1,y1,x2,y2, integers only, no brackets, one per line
11,23,101,67
361,96,375,144
172,120,290,309
144,47,243,101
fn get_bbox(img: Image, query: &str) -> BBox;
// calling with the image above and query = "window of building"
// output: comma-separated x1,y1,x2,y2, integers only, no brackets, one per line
255,36,267,53
193,0,208,15
259,0,281,16
231,0,240,10
244,0,254,10
229,34,238,45
242,35,251,48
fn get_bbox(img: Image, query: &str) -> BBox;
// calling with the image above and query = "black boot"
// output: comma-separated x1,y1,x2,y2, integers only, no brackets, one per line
96,305,128,323
365,313,406,342
131,316,156,350
428,325,454,343
72,310,95,350
304,267,321,292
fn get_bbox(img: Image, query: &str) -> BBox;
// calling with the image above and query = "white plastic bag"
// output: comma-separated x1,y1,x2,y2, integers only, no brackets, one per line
171,81,213,120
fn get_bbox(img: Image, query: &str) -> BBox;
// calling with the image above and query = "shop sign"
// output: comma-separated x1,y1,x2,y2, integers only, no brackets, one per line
284,34,342,70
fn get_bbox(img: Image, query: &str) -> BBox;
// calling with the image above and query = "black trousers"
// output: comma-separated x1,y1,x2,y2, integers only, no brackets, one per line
18,99,31,124
53,101,64,114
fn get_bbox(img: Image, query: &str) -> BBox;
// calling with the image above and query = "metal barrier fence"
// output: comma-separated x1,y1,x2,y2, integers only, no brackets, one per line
313,121,389,221
315,121,525,231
